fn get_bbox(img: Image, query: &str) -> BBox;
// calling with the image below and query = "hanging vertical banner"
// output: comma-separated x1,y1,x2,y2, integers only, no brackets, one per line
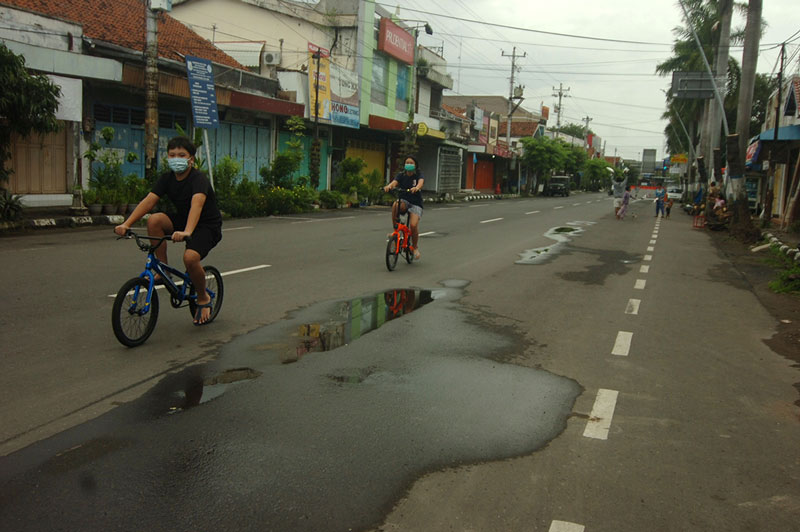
184,55,219,129
329,62,360,128
308,43,331,122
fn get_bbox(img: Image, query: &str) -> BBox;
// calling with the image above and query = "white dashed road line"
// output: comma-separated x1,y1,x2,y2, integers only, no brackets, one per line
644,254,653,261
554,206,564,210
550,521,585,532
625,298,641,315
583,389,619,440
292,216,355,224
634,279,647,290
640,265,650,273
418,231,436,237
649,239,657,245
612,331,633,356
525,210,541,215
647,246,655,251
480,218,503,224
222,226,253,231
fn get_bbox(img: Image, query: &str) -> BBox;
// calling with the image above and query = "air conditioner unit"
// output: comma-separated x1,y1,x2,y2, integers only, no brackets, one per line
262,50,281,66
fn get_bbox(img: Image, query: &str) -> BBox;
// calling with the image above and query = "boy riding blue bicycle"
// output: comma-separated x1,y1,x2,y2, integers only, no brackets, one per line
114,136,222,325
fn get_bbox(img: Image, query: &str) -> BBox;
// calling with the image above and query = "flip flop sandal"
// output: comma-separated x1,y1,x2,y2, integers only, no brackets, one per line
193,301,214,326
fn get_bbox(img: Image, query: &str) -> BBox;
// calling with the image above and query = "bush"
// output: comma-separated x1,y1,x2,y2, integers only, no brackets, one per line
319,189,345,209
0,188,23,221
214,156,242,201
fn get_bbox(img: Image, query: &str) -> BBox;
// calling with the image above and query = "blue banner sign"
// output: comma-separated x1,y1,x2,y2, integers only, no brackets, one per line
330,101,360,129
185,55,219,129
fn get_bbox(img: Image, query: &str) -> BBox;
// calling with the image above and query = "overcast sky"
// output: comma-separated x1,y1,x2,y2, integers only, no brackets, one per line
387,0,800,161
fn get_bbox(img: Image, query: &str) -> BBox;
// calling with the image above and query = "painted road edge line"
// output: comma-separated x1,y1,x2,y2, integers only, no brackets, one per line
583,388,619,440
550,520,585,532
612,331,633,356
107,264,271,297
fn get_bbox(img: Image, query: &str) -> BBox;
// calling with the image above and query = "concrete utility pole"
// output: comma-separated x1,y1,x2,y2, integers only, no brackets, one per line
733,0,762,197
502,47,525,193
144,1,159,180
582,115,592,149
552,83,570,136
502,47,525,146
706,0,733,182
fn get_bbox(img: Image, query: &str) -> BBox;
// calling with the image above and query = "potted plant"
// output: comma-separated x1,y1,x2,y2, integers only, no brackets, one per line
82,188,102,215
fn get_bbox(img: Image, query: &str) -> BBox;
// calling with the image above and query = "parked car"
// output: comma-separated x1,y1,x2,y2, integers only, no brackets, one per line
544,176,570,197
667,187,683,201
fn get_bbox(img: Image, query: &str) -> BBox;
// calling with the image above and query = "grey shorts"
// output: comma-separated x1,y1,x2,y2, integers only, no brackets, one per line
400,199,423,218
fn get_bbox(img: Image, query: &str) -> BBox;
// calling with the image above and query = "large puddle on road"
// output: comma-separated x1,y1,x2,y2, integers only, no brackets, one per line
516,221,595,265
4,282,581,532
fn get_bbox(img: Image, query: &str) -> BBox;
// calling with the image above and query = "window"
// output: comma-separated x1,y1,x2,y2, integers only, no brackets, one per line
396,64,409,112
371,53,387,105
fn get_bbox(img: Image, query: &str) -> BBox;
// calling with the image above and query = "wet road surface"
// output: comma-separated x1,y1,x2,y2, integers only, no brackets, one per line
0,283,580,532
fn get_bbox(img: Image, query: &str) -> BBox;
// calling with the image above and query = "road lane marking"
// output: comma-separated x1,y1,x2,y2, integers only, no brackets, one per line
480,218,503,224
525,210,541,215
640,265,650,273
634,279,646,290
625,298,641,315
649,239,657,244
586,201,592,204
222,226,253,232
468,204,489,208
644,254,653,261
612,331,633,356
107,264,271,297
583,389,619,440
292,216,355,224
572,203,581,206
651,233,658,238
554,206,564,209
550,521,585,532
647,246,655,251
418,231,436,237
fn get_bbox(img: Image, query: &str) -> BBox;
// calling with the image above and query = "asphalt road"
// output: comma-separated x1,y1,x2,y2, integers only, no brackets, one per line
1,192,799,531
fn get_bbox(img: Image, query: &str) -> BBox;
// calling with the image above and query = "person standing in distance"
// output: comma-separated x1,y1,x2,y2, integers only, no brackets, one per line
384,155,424,260
114,136,223,325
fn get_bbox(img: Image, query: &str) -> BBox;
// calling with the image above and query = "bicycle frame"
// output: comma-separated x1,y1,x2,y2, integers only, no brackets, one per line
390,210,413,254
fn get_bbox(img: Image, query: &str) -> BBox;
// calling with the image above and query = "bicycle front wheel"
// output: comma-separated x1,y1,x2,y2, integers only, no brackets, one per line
112,277,159,347
385,234,400,271
188,266,224,324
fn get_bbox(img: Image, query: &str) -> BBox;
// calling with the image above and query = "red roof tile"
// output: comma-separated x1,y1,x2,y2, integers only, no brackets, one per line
5,0,243,69
441,103,466,118
499,120,540,137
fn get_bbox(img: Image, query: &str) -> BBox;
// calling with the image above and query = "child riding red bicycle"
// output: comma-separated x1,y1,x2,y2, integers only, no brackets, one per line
383,155,424,261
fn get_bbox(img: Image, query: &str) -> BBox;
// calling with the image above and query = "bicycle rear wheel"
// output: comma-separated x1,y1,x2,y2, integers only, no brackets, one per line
385,234,400,271
112,277,159,347
188,266,224,324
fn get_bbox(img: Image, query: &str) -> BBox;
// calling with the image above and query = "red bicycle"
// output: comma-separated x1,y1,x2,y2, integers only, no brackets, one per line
385,188,415,271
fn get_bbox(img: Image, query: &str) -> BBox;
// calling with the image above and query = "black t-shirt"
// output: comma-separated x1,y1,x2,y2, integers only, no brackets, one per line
394,171,424,208
152,168,222,227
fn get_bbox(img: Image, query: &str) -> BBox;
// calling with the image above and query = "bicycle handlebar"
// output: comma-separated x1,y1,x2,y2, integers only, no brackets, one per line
117,230,190,251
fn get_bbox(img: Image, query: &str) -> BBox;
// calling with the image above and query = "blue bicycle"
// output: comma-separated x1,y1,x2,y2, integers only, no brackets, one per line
112,230,224,347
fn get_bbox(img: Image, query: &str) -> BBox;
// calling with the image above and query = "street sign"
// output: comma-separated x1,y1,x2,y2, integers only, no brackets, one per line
185,56,219,129
671,71,715,99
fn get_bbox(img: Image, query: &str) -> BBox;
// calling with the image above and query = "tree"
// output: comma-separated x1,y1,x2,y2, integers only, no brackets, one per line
0,43,61,186
520,136,567,193
561,142,588,176
582,158,612,191
552,123,592,139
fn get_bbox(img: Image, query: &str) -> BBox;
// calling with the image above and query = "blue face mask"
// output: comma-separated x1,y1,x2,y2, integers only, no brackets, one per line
168,157,190,173
404,163,416,172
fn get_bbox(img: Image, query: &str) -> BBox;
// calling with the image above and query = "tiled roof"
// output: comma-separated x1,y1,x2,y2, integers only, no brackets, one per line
441,103,466,118
499,120,540,137
4,0,243,69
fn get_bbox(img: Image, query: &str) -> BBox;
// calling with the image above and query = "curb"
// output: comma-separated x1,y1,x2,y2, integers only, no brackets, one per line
1,214,126,233
762,232,800,264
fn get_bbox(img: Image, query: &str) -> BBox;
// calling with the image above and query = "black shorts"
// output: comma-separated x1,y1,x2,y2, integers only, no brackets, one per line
167,214,222,260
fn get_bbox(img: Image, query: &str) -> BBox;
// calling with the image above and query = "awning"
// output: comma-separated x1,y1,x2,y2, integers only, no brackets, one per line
759,125,800,141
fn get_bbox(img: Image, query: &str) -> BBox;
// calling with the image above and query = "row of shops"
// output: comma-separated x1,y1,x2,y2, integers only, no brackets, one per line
3,0,546,208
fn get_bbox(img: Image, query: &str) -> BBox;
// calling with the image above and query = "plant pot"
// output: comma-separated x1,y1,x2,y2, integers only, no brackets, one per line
102,204,116,215
87,204,103,215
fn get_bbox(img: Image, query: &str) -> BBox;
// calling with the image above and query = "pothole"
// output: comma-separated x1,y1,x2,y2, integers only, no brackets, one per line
516,222,594,265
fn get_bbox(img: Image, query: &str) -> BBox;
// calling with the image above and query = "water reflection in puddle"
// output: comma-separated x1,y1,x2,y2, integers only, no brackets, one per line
516,221,595,265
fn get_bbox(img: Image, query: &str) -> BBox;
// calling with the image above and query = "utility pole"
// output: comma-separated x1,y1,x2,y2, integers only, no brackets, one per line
552,83,570,137
582,115,592,149
144,0,159,180
707,0,733,184
733,0,762,198
503,47,525,194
